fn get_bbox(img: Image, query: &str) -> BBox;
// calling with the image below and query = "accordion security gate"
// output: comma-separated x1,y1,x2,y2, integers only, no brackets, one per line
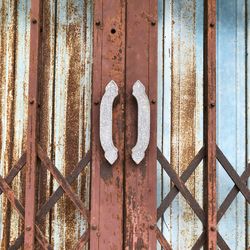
0,0,249,249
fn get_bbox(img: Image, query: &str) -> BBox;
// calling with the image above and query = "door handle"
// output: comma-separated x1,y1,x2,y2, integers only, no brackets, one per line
100,80,119,165
132,80,150,164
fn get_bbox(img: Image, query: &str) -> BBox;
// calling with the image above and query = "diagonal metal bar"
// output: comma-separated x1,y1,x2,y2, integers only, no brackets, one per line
157,149,231,249
217,163,250,221
217,233,230,250
37,144,89,221
0,153,26,196
37,149,91,220
191,232,205,250
192,153,250,248
157,147,205,220
157,148,205,223
10,150,91,249
216,146,250,203
192,230,230,250
0,176,52,250
155,227,172,250
73,229,90,250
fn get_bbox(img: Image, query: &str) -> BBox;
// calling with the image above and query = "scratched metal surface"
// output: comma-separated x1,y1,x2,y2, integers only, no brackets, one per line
158,0,249,249
157,0,204,249
217,0,248,248
0,0,30,248
0,0,93,249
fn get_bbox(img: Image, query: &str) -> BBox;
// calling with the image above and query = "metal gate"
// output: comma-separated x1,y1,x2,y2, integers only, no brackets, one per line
0,0,249,249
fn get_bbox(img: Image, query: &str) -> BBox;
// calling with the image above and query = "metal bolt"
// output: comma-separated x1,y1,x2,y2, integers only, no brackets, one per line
26,226,32,231
151,21,156,26
29,99,35,105
210,226,216,232
210,102,215,108
149,224,155,230
95,21,101,26
210,23,215,28
32,18,37,24
151,99,156,104
91,225,97,230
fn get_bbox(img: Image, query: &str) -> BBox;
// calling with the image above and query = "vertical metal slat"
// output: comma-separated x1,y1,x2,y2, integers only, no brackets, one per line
204,0,217,248
24,0,42,249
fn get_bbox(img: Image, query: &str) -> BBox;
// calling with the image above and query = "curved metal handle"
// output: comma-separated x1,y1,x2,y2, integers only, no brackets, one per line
100,80,119,165
132,80,150,164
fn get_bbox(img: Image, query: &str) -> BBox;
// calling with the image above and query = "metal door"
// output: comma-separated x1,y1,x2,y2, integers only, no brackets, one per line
0,0,249,250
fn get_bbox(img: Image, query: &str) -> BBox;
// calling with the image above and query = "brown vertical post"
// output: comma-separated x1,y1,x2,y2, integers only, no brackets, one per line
204,0,217,249
125,1,157,249
90,0,125,249
24,0,42,249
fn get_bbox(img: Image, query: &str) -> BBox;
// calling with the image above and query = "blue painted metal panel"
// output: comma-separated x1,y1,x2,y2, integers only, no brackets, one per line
157,0,204,248
217,0,247,248
0,1,93,248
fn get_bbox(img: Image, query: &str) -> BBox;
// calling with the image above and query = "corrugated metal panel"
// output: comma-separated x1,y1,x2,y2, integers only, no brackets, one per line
39,0,93,249
158,0,250,249
0,0,93,248
217,0,248,248
157,0,204,249
0,1,30,248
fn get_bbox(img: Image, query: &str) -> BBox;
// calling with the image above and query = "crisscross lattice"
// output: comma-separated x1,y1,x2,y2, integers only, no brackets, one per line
156,145,250,250
7,144,90,250
193,146,250,249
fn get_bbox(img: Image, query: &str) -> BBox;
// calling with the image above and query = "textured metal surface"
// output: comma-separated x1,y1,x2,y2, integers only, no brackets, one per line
157,0,250,249
100,80,119,165
0,1,30,248
0,0,93,248
125,0,158,248
132,80,151,164
24,0,42,248
204,0,217,248
217,0,248,248
90,0,126,248
157,0,204,249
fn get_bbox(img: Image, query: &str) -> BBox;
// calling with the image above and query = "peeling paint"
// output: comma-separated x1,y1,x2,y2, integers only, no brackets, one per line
0,0,92,248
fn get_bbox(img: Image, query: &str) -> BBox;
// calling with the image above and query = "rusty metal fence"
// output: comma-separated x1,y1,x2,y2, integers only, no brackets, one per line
0,0,249,249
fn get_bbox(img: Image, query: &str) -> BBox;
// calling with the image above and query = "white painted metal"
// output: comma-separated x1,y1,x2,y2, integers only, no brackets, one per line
100,80,119,165
132,80,150,165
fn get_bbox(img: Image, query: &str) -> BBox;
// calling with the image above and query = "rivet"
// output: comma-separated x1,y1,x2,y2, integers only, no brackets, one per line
210,226,216,232
95,21,101,26
32,18,37,24
26,226,31,231
210,102,215,108
151,99,156,104
96,232,101,237
210,23,215,28
94,100,99,105
91,225,97,230
29,99,35,105
149,224,155,230
151,21,156,26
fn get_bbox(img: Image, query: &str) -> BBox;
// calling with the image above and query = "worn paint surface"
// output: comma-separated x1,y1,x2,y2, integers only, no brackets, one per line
157,0,204,249
0,1,30,248
158,0,250,249
217,0,248,248
0,0,93,248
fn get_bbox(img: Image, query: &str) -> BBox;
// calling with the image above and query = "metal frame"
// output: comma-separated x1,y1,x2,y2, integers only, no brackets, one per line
0,0,249,249
90,0,126,248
